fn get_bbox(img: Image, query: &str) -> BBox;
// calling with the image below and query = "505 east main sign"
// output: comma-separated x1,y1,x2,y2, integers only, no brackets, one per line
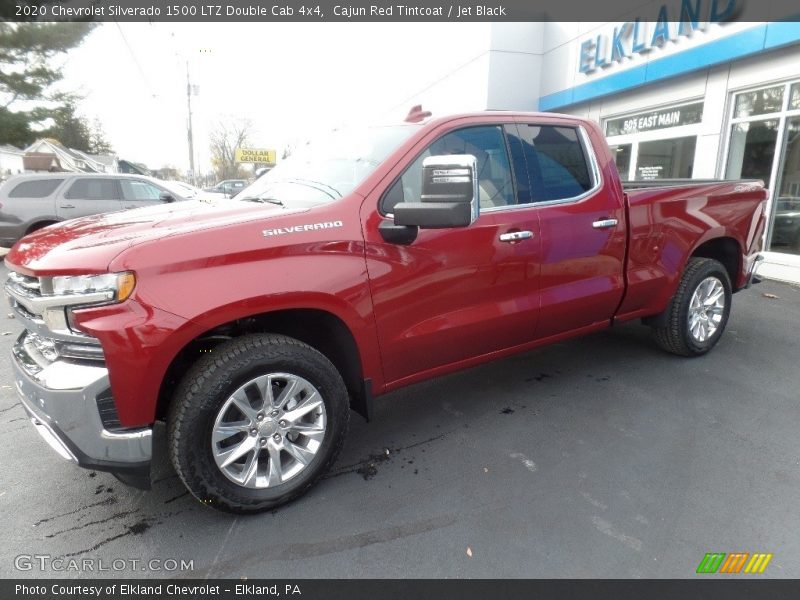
579,0,740,74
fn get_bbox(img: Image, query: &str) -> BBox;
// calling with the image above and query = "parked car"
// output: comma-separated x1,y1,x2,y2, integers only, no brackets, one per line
0,173,192,247
204,179,248,197
5,111,767,513
771,196,800,251
161,180,227,202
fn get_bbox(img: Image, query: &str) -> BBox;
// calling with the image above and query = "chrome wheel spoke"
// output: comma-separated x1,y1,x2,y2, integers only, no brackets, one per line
231,390,258,421
283,439,314,466
290,422,325,443
283,392,323,423
240,448,260,486
212,421,250,443
256,374,275,409
267,442,283,486
273,377,300,410
217,435,256,469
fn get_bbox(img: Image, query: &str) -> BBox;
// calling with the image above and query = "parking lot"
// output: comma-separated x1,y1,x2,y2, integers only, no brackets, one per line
0,255,798,579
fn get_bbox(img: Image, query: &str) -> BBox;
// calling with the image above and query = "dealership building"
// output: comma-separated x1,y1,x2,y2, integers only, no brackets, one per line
410,4,800,283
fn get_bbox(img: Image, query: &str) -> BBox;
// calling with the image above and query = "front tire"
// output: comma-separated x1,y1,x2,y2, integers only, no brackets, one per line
167,334,349,514
651,257,732,357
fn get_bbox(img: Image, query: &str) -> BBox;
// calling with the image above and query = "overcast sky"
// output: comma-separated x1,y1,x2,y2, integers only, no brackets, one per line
59,23,487,174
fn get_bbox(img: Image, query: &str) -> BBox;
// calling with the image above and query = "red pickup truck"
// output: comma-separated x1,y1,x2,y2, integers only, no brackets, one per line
5,110,767,513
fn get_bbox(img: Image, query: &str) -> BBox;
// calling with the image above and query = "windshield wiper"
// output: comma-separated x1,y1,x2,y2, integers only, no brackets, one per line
285,178,341,199
238,195,284,206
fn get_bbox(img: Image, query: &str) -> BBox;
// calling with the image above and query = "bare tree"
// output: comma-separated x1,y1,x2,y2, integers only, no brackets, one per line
209,118,252,180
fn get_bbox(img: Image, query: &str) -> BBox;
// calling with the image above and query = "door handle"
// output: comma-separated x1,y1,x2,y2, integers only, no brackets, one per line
592,219,618,229
59,204,75,209
499,231,534,243
124,205,136,209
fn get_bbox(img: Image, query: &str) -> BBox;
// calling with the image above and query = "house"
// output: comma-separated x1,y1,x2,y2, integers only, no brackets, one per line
0,144,25,180
23,139,117,173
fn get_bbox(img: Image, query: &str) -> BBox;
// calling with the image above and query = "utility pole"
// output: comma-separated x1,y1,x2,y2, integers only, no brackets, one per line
186,61,196,185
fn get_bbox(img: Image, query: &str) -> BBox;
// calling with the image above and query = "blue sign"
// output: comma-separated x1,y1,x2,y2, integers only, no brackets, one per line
579,0,740,74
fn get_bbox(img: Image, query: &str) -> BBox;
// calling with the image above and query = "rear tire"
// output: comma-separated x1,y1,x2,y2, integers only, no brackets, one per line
167,334,349,514
651,257,732,357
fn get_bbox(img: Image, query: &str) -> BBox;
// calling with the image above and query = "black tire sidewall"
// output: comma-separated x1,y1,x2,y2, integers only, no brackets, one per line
169,336,349,513
677,261,732,355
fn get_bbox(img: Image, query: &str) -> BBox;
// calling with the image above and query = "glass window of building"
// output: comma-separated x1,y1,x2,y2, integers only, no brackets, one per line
609,144,632,181
772,117,800,253
637,137,696,180
604,101,703,182
726,80,800,256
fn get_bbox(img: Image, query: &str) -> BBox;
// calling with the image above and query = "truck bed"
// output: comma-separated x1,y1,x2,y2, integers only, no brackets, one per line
622,178,762,191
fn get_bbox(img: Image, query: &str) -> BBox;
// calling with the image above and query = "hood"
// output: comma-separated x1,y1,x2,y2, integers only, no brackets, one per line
5,199,308,276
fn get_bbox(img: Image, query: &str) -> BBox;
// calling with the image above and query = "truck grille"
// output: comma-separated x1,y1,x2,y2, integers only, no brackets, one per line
7,271,41,294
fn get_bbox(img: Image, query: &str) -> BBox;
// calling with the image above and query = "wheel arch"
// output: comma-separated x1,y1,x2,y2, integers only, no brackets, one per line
689,235,741,290
25,219,60,235
156,307,372,423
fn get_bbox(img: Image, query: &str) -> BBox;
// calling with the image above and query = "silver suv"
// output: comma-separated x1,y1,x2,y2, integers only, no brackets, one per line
0,173,191,247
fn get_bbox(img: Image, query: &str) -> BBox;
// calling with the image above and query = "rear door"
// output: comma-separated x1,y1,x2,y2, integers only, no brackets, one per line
362,120,542,384
515,119,627,338
59,177,123,220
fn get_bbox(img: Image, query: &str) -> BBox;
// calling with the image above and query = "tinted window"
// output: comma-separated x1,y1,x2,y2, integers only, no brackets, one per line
382,125,515,213
65,178,119,200
8,179,63,198
734,85,784,118
519,125,593,202
610,144,632,181
637,136,696,180
120,180,163,201
725,120,778,183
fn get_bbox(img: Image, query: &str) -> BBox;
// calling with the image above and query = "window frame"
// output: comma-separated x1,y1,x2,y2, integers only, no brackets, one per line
378,123,521,217
378,121,602,217
63,177,122,201
120,178,166,202
8,178,65,199
720,78,800,253
603,98,705,182
482,123,602,213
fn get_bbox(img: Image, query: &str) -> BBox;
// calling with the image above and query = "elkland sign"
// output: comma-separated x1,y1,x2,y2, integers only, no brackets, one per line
579,0,740,74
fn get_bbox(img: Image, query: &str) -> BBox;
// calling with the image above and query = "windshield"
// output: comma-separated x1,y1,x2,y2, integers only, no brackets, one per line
237,124,421,207
160,180,200,198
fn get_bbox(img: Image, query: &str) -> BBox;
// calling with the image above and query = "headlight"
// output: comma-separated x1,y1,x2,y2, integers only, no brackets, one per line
51,272,136,303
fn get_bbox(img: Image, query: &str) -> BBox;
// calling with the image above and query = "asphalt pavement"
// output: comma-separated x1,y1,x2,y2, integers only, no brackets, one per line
0,257,798,578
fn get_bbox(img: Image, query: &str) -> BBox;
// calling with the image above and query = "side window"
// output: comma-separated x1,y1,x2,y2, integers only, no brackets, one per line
519,125,594,202
8,179,64,198
120,180,163,201
382,125,516,213
64,178,120,200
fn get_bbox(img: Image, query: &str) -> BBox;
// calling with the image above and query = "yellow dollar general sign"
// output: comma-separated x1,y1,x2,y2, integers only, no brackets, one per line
696,552,773,574
235,148,276,165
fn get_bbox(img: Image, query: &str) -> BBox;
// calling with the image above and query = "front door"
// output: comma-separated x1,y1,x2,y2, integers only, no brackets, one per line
361,121,542,385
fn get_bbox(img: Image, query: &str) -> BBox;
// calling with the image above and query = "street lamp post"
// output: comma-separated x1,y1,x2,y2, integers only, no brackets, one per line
186,61,196,186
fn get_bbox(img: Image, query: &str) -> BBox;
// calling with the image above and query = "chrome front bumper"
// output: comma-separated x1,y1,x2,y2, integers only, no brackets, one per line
12,331,152,480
